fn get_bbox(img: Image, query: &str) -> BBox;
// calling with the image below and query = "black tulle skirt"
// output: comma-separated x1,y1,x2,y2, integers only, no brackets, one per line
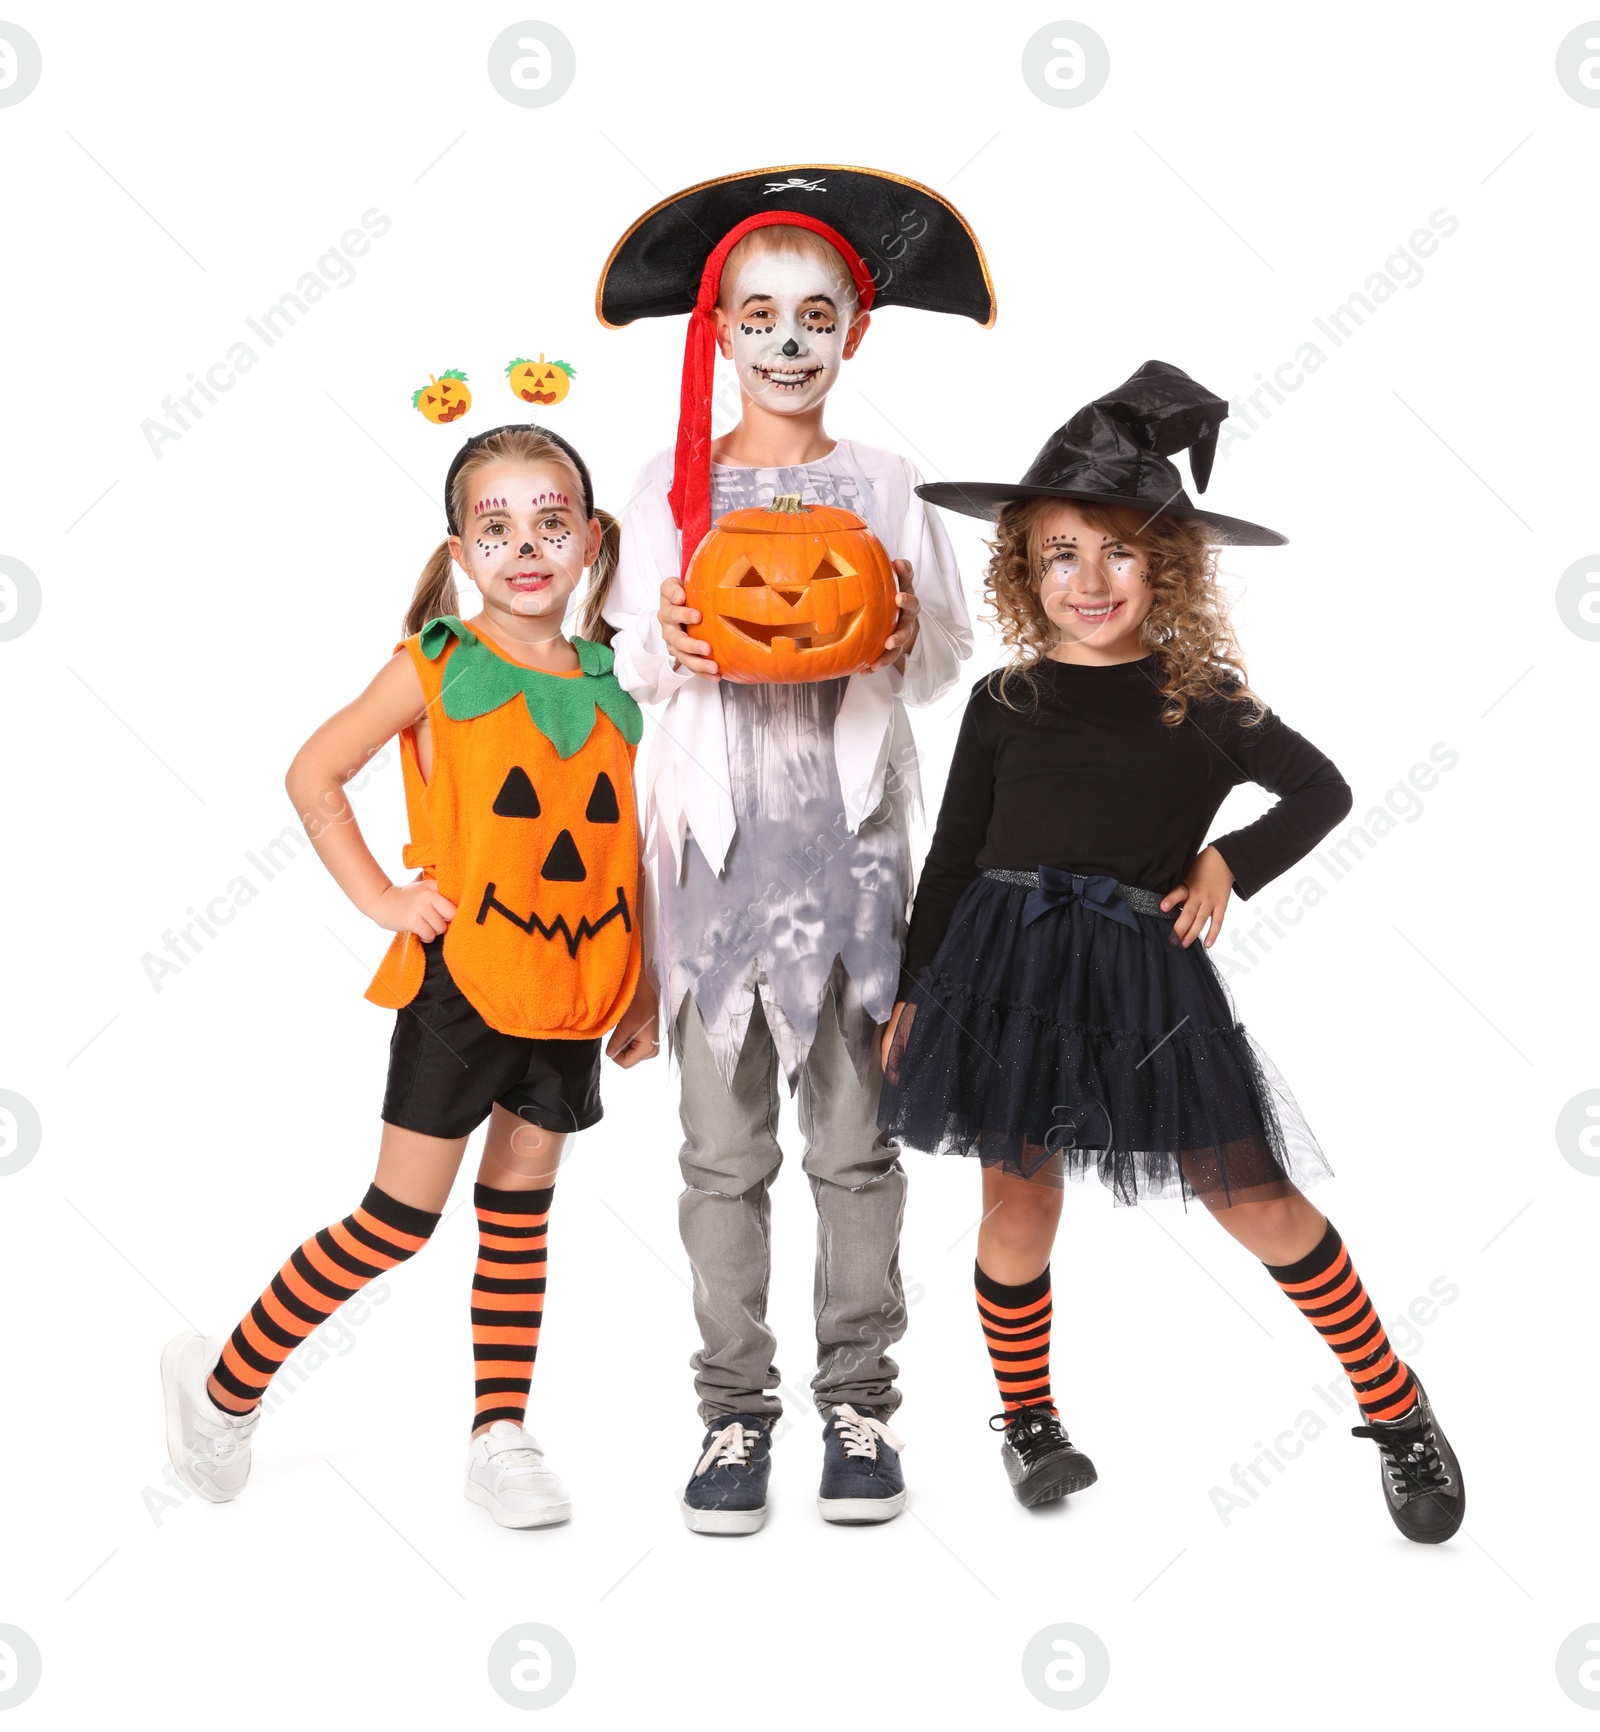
879,873,1333,1207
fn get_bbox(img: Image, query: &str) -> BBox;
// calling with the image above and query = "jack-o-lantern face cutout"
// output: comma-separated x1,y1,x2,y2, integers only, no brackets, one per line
364,617,643,1040
506,353,575,406
476,766,630,957
412,369,471,423
683,495,898,684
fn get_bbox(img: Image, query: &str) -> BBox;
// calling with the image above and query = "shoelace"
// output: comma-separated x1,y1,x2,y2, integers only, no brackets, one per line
696,1420,759,1476
991,1405,1073,1464
830,1405,905,1461
1350,1416,1451,1500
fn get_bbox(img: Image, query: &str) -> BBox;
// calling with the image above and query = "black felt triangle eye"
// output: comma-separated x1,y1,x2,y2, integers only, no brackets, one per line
540,828,587,882
585,771,620,824
493,766,541,818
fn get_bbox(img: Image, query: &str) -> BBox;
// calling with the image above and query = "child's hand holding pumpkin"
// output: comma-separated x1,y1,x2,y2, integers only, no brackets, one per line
867,560,919,674
658,577,720,680
606,975,661,1068
370,879,458,940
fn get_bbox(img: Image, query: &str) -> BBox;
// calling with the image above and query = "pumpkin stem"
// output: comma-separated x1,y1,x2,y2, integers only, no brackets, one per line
768,494,807,513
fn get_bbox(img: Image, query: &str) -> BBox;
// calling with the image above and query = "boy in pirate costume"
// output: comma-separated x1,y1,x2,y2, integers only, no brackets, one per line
597,165,995,1531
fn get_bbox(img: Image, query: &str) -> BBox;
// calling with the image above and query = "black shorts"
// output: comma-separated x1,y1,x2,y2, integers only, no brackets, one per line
381,938,603,1140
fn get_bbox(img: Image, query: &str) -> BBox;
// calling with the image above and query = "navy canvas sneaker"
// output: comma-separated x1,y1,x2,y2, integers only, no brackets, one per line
681,1415,773,1535
817,1404,906,1524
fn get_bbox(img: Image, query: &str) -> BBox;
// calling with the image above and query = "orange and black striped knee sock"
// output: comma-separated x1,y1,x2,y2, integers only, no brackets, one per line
471,1183,552,1432
207,1183,440,1416
976,1262,1054,1415
1265,1220,1418,1423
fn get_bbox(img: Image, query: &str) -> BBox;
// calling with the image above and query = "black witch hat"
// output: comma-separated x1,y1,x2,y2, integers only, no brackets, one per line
917,360,1285,546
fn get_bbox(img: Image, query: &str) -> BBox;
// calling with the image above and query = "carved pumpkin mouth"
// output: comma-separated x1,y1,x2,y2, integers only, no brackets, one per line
520,388,560,404
433,397,468,422
474,883,632,959
717,555,864,654
722,611,861,652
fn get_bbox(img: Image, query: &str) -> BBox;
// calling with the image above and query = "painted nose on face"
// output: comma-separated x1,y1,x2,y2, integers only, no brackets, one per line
781,338,800,357
519,543,535,556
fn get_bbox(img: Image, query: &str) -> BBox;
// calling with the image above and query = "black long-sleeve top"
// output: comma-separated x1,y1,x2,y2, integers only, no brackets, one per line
903,657,1354,977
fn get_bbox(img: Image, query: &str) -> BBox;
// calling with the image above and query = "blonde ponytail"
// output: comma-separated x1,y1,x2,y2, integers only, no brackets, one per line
575,508,622,647
404,541,459,639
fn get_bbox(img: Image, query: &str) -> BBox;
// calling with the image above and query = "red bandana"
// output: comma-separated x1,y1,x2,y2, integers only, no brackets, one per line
666,212,878,566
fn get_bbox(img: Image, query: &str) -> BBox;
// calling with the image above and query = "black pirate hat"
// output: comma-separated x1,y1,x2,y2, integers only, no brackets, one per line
595,163,995,562
595,163,996,329
918,360,1286,546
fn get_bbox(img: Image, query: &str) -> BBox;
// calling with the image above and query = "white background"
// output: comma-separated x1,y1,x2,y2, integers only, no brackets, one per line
3,1,1597,1724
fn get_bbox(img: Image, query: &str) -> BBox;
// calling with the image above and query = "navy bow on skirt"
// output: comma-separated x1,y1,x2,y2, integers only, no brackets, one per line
1021,868,1141,931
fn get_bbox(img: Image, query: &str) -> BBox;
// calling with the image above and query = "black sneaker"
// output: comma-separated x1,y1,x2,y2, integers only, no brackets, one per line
681,1414,772,1535
993,1404,1099,1508
1349,1374,1464,1544
817,1404,906,1524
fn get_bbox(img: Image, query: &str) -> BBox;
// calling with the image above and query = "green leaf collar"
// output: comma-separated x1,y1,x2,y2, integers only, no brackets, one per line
419,616,643,759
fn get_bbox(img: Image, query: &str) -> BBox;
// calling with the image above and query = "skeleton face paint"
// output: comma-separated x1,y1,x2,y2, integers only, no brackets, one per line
1034,503,1154,654
456,463,590,622
724,250,853,417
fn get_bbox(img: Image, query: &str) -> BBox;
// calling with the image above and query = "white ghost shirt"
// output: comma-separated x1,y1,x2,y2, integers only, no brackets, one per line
604,439,972,1087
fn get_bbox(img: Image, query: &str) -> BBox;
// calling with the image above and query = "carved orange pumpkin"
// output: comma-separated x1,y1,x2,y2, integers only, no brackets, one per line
684,495,897,684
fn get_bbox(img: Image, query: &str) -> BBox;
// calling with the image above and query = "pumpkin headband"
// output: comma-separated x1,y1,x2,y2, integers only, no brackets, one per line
442,421,595,536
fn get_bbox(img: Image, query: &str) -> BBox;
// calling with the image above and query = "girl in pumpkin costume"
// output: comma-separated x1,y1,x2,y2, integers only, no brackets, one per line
160,424,658,1529
597,165,994,1532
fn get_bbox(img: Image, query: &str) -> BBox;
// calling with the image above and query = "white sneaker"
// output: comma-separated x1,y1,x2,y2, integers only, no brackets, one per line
464,1421,572,1528
161,1332,259,1503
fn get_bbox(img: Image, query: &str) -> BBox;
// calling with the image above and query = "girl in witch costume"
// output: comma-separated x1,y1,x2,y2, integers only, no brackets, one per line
596,165,993,1532
880,363,1466,1541
160,423,658,1529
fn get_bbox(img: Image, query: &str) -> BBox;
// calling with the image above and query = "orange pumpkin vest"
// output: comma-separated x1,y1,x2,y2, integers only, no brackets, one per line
364,618,642,1040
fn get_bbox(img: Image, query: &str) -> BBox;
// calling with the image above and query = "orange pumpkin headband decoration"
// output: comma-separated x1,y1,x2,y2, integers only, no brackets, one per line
507,354,576,405
412,369,471,423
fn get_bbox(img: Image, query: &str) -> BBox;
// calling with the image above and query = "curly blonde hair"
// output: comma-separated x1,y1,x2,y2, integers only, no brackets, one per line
983,497,1265,728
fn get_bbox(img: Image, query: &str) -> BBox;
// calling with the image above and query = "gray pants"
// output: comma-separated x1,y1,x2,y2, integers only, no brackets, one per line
676,991,908,1424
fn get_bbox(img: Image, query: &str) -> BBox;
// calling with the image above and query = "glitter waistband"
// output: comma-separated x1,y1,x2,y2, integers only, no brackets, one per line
981,868,1174,920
